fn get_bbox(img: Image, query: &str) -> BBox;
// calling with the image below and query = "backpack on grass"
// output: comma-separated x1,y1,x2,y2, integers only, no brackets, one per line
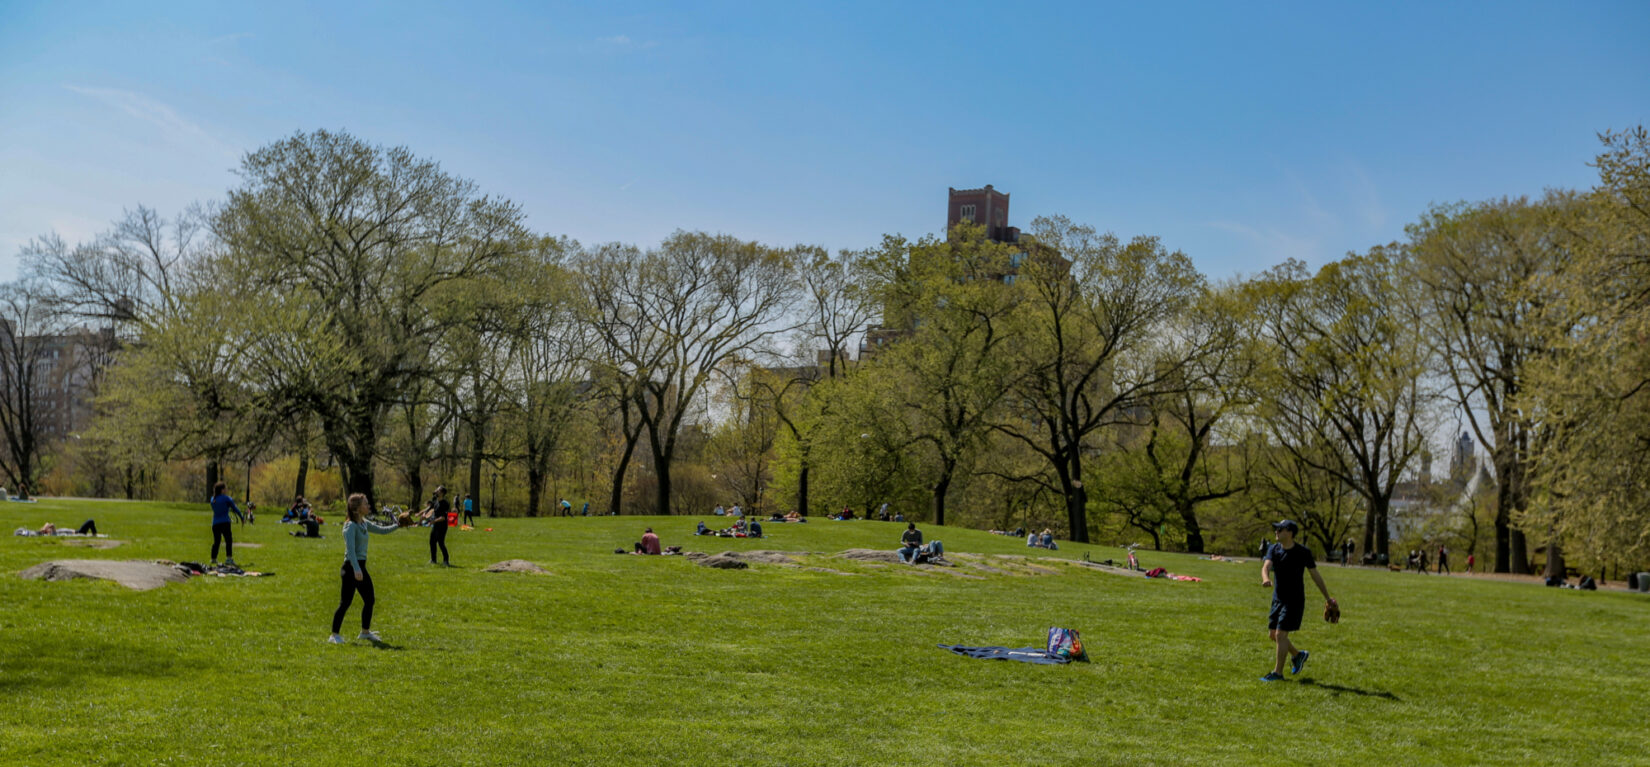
1046,627,1088,662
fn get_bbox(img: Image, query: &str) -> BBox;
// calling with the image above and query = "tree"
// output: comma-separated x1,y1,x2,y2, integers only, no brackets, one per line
0,280,61,495
1248,254,1432,562
1407,196,1579,573
994,216,1204,542
578,232,798,515
503,244,590,517
758,246,879,516
213,130,530,503
873,227,1023,526
1523,127,1650,571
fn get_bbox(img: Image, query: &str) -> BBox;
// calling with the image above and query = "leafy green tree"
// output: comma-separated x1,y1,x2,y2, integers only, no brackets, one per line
994,216,1203,542
1406,195,1579,573
213,130,530,503
578,232,799,515
1523,127,1650,572
1247,253,1433,561
872,227,1023,526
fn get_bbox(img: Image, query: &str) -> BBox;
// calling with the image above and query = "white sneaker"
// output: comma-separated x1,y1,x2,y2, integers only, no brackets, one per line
326,633,347,644
357,630,382,642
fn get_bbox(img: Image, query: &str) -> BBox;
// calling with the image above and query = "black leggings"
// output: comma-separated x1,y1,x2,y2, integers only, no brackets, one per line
77,519,97,536
429,523,449,564
211,522,233,561
332,560,375,633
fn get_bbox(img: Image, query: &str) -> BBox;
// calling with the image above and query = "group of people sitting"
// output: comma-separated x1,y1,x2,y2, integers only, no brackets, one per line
1027,528,1058,550
282,496,325,538
831,504,905,522
896,522,945,564
695,518,763,538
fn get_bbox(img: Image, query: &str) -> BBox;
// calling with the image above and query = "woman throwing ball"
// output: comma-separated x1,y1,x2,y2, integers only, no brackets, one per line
329,493,399,644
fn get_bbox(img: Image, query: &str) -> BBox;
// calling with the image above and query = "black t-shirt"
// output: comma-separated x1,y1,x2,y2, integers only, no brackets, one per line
1266,542,1316,603
433,498,451,525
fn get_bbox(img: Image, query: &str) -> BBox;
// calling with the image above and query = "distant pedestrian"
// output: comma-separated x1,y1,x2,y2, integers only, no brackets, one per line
1466,553,1475,573
328,493,398,644
1436,546,1450,574
208,481,246,567
580,501,590,516
462,494,477,525
1259,520,1336,682
560,498,572,516
1418,549,1429,574
423,486,451,566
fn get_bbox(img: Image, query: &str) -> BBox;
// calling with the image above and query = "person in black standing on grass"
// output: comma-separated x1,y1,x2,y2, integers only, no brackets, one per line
423,485,452,566
1259,520,1335,682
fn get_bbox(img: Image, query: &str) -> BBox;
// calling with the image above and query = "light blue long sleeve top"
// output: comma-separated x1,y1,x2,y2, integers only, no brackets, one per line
343,518,398,575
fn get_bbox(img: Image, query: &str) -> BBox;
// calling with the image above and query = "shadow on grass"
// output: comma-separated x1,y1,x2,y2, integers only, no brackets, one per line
366,639,407,651
1298,677,1400,701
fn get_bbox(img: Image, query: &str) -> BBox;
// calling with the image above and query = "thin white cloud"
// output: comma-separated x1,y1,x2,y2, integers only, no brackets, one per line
596,34,657,49
1205,220,1323,266
63,85,236,159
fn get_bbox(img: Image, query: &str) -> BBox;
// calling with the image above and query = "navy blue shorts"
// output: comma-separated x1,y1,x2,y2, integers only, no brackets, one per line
1269,596,1304,632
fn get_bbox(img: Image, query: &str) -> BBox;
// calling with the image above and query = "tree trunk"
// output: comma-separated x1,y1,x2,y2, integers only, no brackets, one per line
1372,495,1391,561
124,464,135,500
468,426,484,519
654,451,673,516
1510,528,1530,574
1066,484,1089,543
408,467,424,513
295,452,309,499
1178,499,1205,554
931,468,951,527
527,465,544,518
1542,537,1564,579
1493,476,1513,573
797,463,810,517
205,460,219,499
607,433,638,516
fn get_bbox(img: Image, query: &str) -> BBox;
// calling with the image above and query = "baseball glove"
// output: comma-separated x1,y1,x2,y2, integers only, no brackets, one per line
1324,598,1341,624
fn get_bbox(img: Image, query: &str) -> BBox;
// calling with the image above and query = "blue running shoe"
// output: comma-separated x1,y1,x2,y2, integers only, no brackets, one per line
1291,650,1310,675
1259,672,1285,682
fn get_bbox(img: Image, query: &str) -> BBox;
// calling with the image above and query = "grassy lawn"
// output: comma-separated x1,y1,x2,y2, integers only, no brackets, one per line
2,498,1647,766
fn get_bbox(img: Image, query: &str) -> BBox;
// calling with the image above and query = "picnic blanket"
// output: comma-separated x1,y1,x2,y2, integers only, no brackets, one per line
937,645,1073,665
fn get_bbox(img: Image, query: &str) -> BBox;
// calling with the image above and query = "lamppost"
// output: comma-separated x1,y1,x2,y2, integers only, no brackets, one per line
490,472,498,518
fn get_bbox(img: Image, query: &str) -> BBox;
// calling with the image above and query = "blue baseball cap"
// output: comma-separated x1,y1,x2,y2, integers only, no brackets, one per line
1272,519,1300,534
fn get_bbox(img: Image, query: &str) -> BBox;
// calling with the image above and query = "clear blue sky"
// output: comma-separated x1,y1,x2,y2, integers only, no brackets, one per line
2,0,1646,282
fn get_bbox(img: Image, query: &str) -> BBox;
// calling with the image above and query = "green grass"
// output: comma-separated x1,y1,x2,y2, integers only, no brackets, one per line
2,499,1647,766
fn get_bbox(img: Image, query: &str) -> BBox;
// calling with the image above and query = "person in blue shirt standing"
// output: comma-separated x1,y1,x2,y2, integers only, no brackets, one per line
1259,519,1337,682
462,494,477,526
329,493,399,644
208,481,246,567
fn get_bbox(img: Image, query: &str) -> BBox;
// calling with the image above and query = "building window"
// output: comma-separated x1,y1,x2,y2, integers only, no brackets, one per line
959,204,976,222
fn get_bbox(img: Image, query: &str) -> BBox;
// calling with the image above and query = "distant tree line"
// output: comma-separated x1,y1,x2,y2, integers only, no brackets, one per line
5,128,1645,576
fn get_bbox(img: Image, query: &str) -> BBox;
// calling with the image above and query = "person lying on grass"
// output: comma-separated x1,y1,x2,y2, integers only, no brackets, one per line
1259,519,1337,682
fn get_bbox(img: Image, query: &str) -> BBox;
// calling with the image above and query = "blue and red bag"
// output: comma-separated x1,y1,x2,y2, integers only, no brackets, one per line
1046,627,1088,662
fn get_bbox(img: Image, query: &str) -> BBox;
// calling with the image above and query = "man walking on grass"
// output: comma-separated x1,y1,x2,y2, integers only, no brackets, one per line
1259,519,1336,682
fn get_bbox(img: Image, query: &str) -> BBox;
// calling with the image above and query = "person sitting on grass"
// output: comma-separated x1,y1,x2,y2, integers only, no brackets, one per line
748,519,763,538
1040,529,1058,550
633,527,662,555
897,523,924,563
1259,519,1336,682
696,521,711,536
